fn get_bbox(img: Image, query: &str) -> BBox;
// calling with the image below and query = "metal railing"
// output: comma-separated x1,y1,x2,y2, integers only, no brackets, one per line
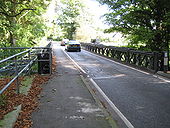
0,45,52,95
81,43,164,72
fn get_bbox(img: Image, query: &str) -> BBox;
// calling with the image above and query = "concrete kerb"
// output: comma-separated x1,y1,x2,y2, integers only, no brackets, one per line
80,75,119,128
63,49,133,128
157,71,170,79
80,75,134,128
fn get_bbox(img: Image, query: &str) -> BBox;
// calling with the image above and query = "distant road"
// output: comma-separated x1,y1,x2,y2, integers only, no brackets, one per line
60,45,170,128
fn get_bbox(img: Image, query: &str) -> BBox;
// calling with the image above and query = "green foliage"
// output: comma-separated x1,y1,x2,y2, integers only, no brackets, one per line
98,0,170,51
0,0,51,47
57,0,83,40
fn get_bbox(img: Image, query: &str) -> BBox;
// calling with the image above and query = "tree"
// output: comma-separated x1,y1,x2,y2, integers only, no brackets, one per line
97,0,170,51
57,0,83,40
0,0,51,47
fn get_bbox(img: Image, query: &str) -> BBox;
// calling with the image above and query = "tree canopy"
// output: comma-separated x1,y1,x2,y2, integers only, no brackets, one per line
57,0,83,40
97,0,170,51
0,0,51,47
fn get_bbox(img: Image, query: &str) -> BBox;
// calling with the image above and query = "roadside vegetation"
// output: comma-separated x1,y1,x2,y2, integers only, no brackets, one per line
0,0,170,127
97,0,170,52
0,0,52,47
1,0,169,52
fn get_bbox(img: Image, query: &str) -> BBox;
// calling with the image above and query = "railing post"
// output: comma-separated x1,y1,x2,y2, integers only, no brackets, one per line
102,48,104,55
126,50,130,63
153,52,159,72
28,50,31,76
14,56,19,94
133,53,137,64
106,48,109,57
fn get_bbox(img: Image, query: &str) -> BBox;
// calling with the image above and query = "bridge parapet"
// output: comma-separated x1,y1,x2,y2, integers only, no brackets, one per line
81,43,164,73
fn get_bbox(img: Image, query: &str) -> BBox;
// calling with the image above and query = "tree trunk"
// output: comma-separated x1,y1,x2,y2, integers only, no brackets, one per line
9,32,16,46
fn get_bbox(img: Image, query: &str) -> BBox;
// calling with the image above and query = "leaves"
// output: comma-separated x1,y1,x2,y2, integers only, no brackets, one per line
0,55,57,128
97,0,170,51
57,0,83,40
0,0,51,47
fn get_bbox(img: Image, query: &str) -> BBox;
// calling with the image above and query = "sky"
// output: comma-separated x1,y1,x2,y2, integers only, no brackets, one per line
85,0,109,28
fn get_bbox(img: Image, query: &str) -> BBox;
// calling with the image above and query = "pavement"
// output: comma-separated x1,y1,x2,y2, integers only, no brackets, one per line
31,47,118,128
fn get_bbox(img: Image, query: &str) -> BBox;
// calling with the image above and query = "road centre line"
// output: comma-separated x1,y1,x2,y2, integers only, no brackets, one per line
62,48,134,128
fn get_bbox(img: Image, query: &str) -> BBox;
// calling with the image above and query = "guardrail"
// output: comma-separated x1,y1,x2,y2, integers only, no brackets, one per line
0,44,52,95
81,43,164,72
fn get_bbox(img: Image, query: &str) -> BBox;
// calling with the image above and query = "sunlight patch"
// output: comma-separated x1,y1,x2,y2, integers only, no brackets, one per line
69,96,83,100
77,102,102,113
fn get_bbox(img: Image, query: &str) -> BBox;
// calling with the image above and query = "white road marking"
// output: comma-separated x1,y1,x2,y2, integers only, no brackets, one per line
90,78,134,128
83,49,170,83
94,74,126,80
63,49,86,74
62,48,134,128
154,76,170,83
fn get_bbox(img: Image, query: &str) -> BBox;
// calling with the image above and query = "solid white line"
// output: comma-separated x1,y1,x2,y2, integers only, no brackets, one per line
62,49,87,74
153,75,170,83
90,78,134,128
62,48,134,128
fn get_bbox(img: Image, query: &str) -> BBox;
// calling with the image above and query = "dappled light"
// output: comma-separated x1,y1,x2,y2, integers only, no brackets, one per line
112,74,126,78
0,0,170,128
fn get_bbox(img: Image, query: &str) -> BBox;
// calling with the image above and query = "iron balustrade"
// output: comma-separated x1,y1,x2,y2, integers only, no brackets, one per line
81,43,164,72
0,46,52,95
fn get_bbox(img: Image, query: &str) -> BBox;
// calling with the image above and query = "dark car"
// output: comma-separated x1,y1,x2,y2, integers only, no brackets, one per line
65,40,81,52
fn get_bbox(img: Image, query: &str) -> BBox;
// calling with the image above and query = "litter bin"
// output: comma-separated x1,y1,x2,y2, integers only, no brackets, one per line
37,53,50,74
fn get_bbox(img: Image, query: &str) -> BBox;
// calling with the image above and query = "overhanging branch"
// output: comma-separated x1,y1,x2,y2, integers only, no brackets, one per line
0,8,36,17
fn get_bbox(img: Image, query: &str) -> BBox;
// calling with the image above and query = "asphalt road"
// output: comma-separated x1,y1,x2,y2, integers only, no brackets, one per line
59,45,170,128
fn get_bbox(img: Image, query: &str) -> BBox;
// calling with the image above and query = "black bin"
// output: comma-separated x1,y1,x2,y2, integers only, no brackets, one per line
37,53,50,74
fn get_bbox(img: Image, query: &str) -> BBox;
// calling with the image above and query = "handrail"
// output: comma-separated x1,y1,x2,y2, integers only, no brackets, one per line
0,44,52,95
0,47,50,49
0,58,35,94
0,48,32,64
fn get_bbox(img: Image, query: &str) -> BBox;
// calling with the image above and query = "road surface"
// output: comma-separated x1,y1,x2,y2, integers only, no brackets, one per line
55,44,170,128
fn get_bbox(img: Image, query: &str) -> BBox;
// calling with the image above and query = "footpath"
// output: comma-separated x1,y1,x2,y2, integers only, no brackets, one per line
31,46,118,128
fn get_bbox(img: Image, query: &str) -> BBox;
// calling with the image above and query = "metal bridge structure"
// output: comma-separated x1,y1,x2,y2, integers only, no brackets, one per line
81,43,169,73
